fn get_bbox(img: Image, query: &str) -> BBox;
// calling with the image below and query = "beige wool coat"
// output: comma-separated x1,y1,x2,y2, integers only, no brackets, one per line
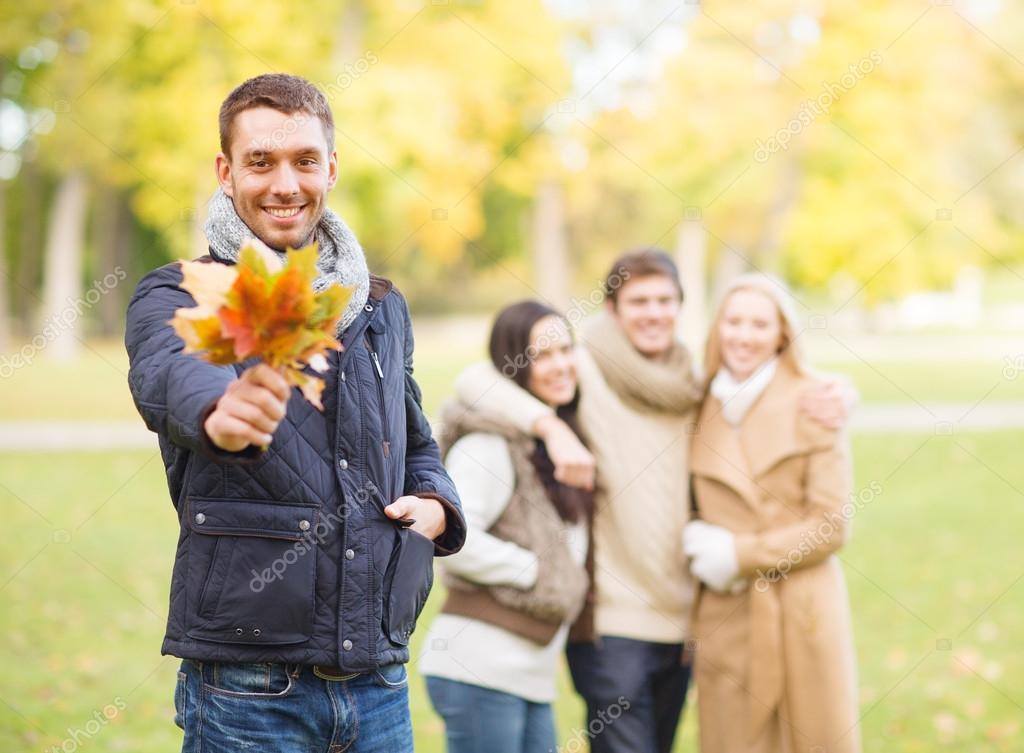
689,361,860,753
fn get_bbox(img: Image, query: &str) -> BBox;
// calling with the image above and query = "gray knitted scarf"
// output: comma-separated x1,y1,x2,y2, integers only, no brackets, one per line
204,189,371,334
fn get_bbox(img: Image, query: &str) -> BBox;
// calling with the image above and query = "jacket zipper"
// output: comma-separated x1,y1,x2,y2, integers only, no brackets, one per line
365,335,390,458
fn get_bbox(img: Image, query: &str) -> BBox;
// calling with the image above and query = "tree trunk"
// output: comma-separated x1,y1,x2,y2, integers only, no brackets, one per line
14,158,44,335
93,190,132,336
0,55,7,351
335,0,366,63
41,170,88,361
531,179,570,310
192,179,210,259
112,192,134,329
0,178,10,353
710,237,749,305
755,153,802,272
675,217,707,358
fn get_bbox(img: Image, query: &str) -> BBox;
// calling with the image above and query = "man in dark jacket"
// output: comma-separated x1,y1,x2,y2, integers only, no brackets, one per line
125,73,465,753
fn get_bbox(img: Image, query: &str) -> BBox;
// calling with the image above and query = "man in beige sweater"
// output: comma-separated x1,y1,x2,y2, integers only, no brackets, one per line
455,250,848,753
456,250,702,753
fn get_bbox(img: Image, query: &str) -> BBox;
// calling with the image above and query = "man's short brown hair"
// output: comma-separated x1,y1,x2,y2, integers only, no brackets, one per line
219,73,334,157
603,248,684,306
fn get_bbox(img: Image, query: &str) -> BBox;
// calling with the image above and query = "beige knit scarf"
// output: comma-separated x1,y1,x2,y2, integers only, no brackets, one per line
582,311,703,415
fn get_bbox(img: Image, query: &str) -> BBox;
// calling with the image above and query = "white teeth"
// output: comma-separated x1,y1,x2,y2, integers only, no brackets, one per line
266,206,302,218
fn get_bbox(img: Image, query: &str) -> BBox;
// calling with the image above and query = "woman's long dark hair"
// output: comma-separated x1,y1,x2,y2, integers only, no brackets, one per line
488,301,594,524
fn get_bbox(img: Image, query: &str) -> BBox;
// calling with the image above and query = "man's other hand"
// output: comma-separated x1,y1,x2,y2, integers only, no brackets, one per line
385,495,448,540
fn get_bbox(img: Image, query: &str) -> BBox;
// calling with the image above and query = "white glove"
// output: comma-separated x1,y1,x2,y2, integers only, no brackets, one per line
683,520,742,593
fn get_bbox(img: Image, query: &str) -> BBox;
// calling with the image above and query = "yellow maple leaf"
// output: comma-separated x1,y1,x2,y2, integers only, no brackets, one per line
169,240,353,410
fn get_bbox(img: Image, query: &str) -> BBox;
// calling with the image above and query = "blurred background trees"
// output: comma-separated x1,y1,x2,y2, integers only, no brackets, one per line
2,0,1023,357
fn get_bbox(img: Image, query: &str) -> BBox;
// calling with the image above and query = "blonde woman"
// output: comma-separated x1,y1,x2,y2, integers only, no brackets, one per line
683,274,860,753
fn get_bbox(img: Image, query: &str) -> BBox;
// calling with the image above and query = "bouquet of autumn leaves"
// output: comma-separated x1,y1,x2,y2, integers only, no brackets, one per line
169,241,353,410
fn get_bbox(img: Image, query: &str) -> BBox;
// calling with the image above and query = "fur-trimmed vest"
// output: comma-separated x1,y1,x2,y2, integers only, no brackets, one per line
438,400,590,644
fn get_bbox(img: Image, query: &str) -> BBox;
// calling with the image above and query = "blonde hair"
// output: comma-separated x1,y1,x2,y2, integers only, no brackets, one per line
703,273,809,393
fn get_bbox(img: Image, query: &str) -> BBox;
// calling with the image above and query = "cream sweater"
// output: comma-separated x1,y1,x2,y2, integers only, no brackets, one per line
419,432,587,702
455,347,697,643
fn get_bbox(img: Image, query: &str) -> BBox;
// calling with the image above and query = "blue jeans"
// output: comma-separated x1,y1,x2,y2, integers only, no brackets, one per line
425,676,557,753
174,660,412,753
566,637,692,753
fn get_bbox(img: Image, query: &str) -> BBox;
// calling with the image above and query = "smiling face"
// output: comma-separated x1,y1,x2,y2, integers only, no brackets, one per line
215,106,337,251
526,315,577,407
718,288,783,381
608,275,682,358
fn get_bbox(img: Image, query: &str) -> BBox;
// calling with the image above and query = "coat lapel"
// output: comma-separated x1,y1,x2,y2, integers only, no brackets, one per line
692,362,839,511
740,363,837,478
690,398,762,510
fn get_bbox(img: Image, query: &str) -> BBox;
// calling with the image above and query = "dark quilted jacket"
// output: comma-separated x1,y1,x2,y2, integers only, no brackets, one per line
125,256,465,671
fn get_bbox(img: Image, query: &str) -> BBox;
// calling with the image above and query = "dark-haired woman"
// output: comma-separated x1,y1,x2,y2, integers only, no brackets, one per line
421,301,593,753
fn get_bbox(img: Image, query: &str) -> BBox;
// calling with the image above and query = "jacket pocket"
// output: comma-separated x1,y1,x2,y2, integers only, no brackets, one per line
185,497,319,645
202,662,297,698
381,527,434,646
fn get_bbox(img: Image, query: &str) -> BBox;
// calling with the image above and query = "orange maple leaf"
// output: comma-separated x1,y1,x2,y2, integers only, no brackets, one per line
169,240,353,411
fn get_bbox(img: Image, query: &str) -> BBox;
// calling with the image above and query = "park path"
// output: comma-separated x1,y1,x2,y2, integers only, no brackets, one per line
0,402,1022,452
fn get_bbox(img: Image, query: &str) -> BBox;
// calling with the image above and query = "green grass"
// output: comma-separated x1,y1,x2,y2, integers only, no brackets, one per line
0,341,138,422
981,266,1024,305
0,329,486,423
2,334,1023,423
817,359,1024,405
1,432,1021,752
